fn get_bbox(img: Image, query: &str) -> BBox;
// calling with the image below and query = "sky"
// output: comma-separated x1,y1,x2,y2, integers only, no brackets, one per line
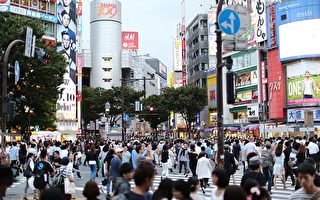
120,0,181,70
83,0,182,72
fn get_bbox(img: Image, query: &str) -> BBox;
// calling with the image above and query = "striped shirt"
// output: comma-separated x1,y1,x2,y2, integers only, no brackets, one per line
56,164,73,178
289,188,320,200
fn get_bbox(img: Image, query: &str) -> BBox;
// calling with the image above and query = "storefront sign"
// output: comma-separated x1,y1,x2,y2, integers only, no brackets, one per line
10,5,57,23
254,0,267,43
267,4,277,48
247,105,259,118
287,109,320,123
122,31,139,50
98,2,118,18
267,50,285,119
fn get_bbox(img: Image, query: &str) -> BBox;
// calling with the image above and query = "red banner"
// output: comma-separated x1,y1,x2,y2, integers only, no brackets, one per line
268,50,285,119
122,32,139,50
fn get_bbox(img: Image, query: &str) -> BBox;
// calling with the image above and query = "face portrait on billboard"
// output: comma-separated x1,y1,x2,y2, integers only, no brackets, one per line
61,10,70,28
62,32,71,51
61,0,70,7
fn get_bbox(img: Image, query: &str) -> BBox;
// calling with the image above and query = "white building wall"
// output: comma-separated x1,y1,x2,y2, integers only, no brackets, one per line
90,0,122,89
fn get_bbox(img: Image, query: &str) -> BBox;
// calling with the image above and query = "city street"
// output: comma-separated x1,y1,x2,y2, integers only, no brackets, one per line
5,163,294,200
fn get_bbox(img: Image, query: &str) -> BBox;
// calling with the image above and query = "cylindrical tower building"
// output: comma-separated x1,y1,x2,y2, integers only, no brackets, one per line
90,0,122,88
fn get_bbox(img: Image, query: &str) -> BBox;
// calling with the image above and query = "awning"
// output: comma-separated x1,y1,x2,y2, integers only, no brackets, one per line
244,124,260,131
225,127,239,131
235,66,257,75
235,85,258,93
204,128,215,133
229,106,247,112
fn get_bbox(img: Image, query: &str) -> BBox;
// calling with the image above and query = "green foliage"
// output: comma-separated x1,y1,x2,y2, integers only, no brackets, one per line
0,14,67,133
82,86,144,126
162,85,207,129
140,95,169,129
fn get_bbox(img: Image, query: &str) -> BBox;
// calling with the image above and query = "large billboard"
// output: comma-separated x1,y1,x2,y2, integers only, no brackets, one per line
56,0,77,123
276,0,320,61
207,70,217,108
268,50,285,119
159,62,167,79
286,60,320,105
173,37,182,71
122,31,138,50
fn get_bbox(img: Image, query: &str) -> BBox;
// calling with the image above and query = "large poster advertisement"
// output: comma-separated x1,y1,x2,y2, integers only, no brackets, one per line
287,61,320,105
56,0,77,122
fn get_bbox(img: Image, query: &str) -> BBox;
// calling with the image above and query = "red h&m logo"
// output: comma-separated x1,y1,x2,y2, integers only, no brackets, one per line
122,32,139,50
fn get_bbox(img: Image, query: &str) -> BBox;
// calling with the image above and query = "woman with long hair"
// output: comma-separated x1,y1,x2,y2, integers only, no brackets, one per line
273,143,286,190
24,153,36,200
188,144,198,177
152,178,174,200
296,144,307,165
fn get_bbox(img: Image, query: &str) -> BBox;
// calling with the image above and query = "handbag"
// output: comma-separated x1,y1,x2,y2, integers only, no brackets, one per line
64,177,76,194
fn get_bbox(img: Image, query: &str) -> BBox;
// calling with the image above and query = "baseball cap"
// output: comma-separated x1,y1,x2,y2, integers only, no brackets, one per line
115,148,123,153
249,156,262,166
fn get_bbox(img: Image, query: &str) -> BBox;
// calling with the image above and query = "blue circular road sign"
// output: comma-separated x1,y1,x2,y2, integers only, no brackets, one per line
218,8,241,35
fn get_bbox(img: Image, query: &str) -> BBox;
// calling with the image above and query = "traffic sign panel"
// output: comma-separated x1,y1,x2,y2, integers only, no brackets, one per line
218,9,241,35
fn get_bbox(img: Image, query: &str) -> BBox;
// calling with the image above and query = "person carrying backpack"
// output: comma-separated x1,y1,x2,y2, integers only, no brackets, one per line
33,150,54,198
24,153,36,200
261,142,274,193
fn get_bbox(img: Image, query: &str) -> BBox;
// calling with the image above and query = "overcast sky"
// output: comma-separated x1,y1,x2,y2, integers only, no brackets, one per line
83,0,181,72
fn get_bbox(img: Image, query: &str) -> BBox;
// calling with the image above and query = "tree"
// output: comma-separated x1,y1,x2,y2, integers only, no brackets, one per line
82,86,144,128
162,85,207,132
0,14,67,134
140,95,169,129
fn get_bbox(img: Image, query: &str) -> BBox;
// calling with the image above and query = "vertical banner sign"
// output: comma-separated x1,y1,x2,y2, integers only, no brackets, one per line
181,17,186,86
261,61,267,101
24,27,33,57
14,61,20,85
254,0,267,43
56,0,77,129
267,4,277,48
173,38,182,71
77,0,83,132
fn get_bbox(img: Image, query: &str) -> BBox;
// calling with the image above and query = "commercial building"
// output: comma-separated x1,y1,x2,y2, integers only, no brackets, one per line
89,0,122,89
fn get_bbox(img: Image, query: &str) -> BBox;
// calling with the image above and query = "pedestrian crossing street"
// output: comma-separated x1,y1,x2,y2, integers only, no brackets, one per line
92,168,294,200
8,168,295,199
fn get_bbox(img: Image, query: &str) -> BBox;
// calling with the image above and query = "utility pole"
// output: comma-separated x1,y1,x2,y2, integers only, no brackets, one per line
1,39,24,133
215,0,224,166
121,78,125,141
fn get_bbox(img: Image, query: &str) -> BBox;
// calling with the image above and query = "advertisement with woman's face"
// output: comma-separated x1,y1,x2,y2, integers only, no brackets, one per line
286,61,320,105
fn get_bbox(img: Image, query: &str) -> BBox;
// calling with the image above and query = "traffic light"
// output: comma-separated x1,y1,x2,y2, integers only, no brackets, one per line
225,57,235,104
35,48,50,64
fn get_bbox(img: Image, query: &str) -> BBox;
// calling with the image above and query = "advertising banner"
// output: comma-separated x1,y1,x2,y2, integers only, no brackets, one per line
235,70,258,88
122,31,138,50
268,50,285,119
276,0,320,61
173,37,182,71
56,0,77,122
207,71,217,108
287,109,320,123
92,0,120,21
159,63,167,79
286,60,320,105
0,0,9,12
207,9,216,57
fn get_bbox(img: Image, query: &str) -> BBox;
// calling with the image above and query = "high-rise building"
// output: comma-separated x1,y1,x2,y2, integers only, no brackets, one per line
90,0,122,89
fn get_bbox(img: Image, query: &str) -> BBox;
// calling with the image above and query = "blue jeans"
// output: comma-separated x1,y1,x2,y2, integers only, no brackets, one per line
89,164,97,180
179,161,189,174
263,166,272,191
105,172,111,194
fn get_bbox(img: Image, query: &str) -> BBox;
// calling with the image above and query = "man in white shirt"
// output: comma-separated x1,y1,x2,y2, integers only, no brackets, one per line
244,137,257,156
307,137,319,173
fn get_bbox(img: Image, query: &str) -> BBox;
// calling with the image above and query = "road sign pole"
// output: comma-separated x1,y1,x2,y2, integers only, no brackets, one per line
216,0,224,167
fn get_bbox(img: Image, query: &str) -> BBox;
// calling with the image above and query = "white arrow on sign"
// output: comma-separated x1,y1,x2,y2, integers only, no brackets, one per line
221,12,236,34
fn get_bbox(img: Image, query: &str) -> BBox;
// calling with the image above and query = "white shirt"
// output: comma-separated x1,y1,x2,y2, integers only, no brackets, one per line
60,149,68,158
307,142,319,155
210,187,224,200
244,142,256,156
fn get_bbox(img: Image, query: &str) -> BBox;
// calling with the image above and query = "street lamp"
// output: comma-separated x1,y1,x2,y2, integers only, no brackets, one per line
105,101,110,139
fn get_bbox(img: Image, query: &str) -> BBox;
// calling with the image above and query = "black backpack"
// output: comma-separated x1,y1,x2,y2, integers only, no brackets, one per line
33,161,47,189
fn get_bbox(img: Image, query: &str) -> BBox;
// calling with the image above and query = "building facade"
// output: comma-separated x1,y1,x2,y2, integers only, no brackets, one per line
90,0,122,89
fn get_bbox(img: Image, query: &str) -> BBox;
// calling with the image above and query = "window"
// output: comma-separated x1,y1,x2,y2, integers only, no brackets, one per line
40,0,47,11
103,78,112,82
44,22,55,38
201,63,208,70
201,48,208,55
11,0,19,4
201,20,207,28
48,2,56,13
21,0,29,6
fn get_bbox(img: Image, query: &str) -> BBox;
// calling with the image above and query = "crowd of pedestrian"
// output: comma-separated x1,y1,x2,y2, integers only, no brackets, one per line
0,135,319,200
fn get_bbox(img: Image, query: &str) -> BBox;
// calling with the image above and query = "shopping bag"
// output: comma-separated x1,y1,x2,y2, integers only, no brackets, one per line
64,178,76,194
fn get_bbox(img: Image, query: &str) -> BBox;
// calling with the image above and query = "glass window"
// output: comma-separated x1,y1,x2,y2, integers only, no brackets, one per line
44,23,55,38
11,0,19,4
21,0,29,6
48,2,56,13
40,1,47,11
